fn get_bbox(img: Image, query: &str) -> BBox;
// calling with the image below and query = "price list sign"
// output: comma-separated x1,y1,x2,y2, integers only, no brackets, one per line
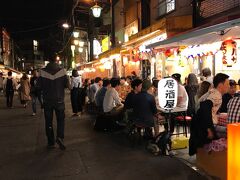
158,78,178,111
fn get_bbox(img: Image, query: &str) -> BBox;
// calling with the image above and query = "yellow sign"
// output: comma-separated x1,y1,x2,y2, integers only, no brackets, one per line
129,18,166,41
102,37,109,53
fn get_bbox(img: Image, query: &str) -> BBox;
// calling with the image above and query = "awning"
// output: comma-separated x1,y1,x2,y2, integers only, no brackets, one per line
98,47,121,60
146,18,240,49
123,29,165,48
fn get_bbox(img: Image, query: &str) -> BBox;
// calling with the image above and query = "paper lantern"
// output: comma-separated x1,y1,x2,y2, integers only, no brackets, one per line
158,78,178,111
228,123,240,180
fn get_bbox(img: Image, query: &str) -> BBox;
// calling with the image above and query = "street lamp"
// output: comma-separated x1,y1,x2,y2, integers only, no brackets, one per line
91,4,102,18
62,22,70,29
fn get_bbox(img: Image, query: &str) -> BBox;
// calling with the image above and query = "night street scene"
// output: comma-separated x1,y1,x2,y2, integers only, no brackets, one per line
0,0,240,179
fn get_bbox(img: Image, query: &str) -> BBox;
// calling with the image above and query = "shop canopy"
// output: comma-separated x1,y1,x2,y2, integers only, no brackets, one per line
146,18,240,49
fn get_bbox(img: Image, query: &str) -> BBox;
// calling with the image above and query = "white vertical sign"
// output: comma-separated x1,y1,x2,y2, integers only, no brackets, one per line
158,78,178,111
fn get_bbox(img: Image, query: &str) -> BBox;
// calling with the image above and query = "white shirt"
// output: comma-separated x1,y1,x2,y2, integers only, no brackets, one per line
89,83,100,103
172,84,188,112
71,76,82,89
103,87,122,112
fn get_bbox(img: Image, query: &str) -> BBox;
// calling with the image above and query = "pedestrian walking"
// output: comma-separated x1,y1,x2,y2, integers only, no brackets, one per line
37,59,69,150
19,73,31,108
70,69,82,116
0,72,4,94
30,70,43,116
3,71,18,108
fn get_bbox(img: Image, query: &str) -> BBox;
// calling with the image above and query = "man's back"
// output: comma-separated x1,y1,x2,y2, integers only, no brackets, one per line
95,87,107,107
103,88,121,112
38,62,68,103
133,91,157,127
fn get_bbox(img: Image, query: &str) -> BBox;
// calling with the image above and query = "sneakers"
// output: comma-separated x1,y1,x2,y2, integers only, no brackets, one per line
56,138,66,150
72,113,79,117
47,144,56,149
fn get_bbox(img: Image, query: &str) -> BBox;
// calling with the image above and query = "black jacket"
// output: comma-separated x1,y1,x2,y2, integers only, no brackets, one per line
189,100,216,155
37,62,69,103
133,91,157,127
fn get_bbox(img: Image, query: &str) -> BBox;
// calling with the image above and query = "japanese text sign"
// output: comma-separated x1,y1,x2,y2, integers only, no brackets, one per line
158,78,178,110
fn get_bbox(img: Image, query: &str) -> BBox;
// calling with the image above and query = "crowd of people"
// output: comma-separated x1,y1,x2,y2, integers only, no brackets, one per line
69,68,240,139
0,61,240,153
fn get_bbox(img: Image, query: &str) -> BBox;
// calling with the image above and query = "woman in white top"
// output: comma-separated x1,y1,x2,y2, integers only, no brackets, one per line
70,70,82,116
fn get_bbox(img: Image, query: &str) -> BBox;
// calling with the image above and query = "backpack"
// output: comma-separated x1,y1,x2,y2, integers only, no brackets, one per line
6,78,14,92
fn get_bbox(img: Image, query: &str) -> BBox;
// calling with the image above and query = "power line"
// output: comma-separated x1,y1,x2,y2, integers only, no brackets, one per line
10,22,60,34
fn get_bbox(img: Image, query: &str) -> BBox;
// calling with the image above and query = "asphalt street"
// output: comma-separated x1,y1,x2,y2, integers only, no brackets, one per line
0,92,208,180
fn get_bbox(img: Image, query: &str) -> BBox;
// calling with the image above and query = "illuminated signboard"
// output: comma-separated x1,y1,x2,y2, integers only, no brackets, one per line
102,37,109,53
124,20,138,42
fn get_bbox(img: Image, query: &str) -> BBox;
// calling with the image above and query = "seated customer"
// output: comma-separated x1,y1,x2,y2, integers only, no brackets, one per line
124,78,143,110
227,96,240,123
171,73,189,113
103,78,123,114
95,78,110,111
189,73,229,155
133,79,158,138
219,79,237,113
118,77,131,100
122,79,142,125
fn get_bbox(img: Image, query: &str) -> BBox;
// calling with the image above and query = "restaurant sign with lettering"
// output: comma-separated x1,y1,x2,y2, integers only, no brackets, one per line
158,78,178,110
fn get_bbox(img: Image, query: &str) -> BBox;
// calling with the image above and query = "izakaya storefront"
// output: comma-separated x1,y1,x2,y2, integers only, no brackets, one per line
147,18,240,82
79,47,122,79
121,16,193,80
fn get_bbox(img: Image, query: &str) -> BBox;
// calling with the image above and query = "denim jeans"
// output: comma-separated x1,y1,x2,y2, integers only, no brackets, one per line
6,91,14,107
44,101,65,145
31,93,43,113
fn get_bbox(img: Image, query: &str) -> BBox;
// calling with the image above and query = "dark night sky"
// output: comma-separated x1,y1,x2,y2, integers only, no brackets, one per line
0,0,74,57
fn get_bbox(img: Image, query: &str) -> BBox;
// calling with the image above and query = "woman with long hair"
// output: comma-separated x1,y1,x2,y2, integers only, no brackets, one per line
70,69,82,116
195,80,212,111
197,81,212,99
19,73,31,108
185,73,199,116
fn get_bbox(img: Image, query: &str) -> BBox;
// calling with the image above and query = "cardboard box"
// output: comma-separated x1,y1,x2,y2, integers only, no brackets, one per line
196,148,226,180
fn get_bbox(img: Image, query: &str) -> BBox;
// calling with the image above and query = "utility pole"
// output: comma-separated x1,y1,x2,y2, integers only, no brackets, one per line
88,12,94,62
0,27,3,64
11,39,15,68
111,0,116,48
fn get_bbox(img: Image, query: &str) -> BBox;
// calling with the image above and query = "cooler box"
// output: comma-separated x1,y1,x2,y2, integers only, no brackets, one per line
171,136,189,150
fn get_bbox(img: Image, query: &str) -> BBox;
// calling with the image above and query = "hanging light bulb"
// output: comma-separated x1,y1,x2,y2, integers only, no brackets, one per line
73,31,79,38
79,41,84,47
73,39,79,46
78,47,83,53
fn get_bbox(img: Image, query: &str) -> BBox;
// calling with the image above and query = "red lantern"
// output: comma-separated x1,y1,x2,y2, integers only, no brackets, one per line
165,49,173,57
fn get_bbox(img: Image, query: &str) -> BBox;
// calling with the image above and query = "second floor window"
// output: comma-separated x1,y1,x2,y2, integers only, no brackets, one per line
158,0,175,17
